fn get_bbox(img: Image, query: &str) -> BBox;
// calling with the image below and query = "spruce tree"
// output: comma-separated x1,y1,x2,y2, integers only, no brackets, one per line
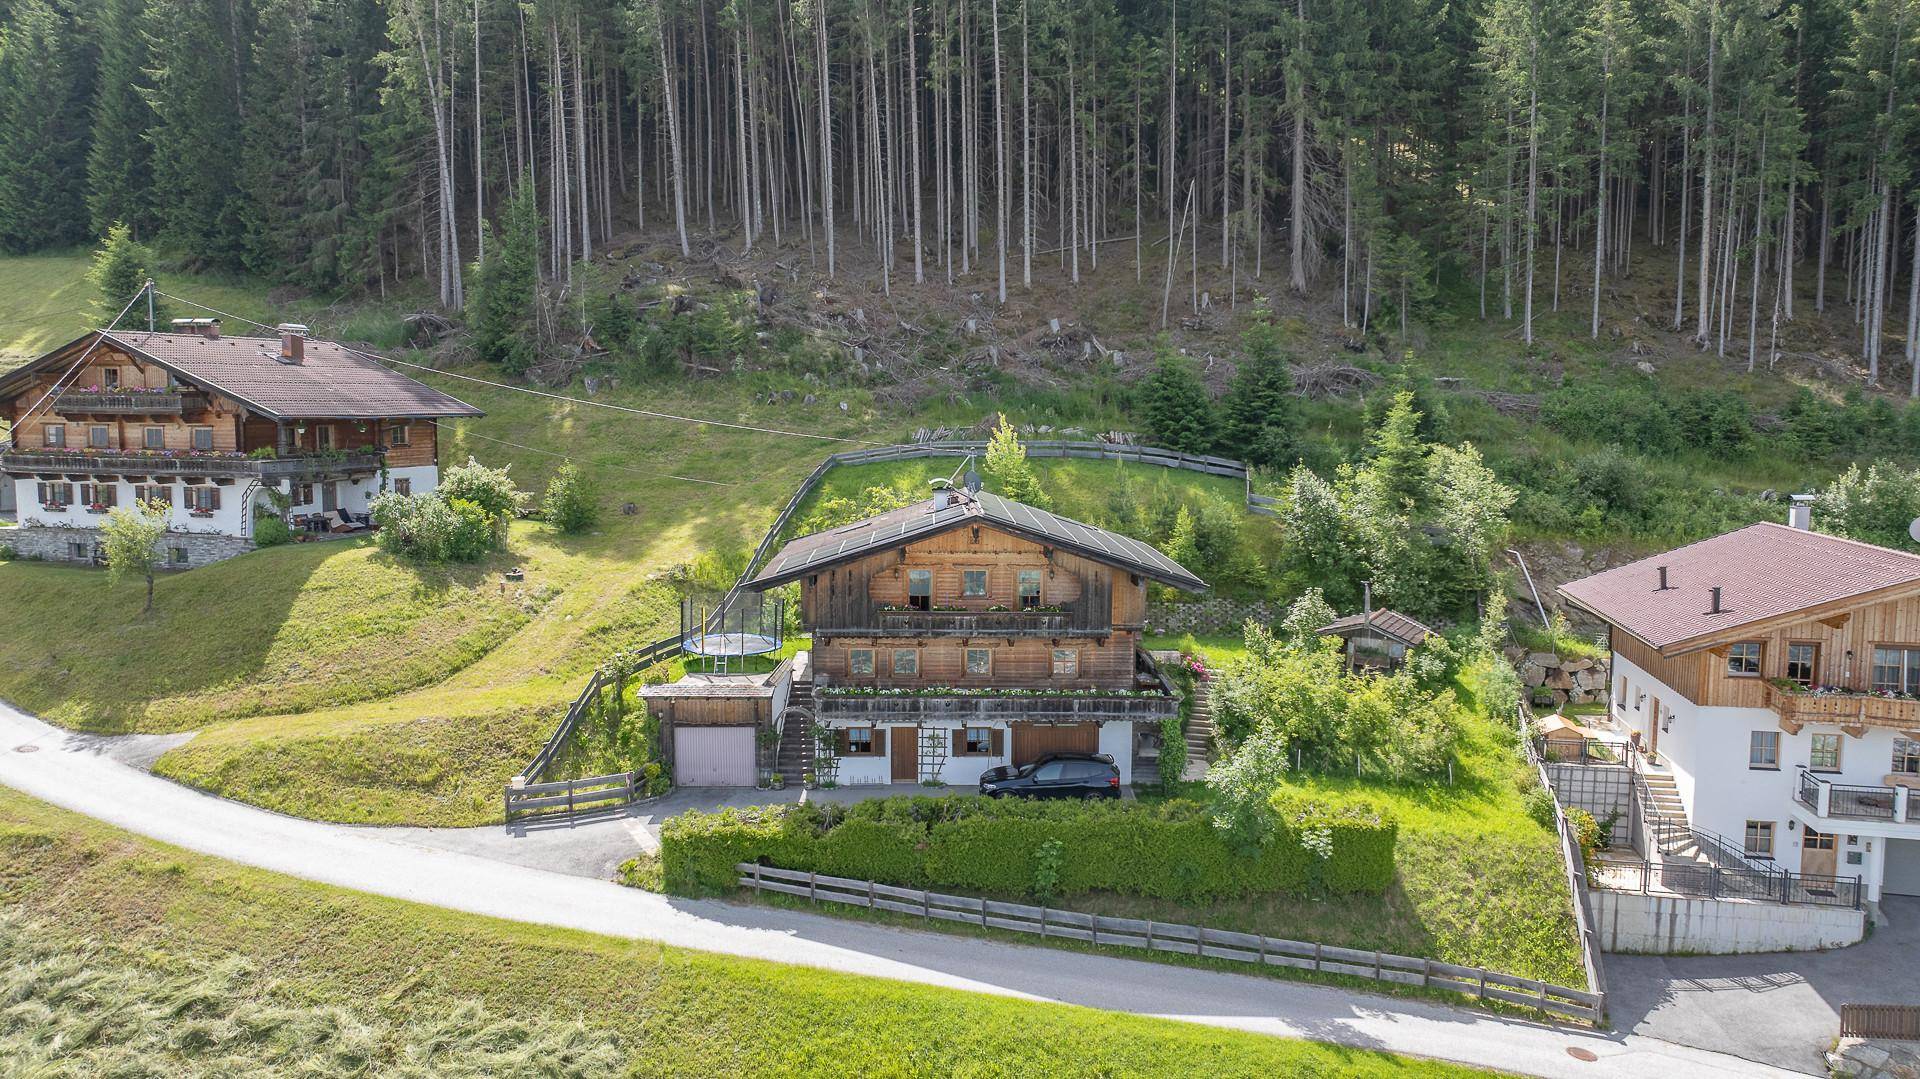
1367,390,1429,509
1220,311,1299,470
473,182,542,372
0,0,90,252
1135,348,1218,454
85,0,157,237
87,223,162,325
983,414,1050,507
143,0,255,267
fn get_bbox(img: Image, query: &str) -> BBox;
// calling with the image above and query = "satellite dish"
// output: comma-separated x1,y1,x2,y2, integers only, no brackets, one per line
1908,517,1920,544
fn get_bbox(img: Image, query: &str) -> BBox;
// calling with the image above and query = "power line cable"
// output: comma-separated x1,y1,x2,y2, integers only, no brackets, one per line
438,422,738,487
151,290,888,448
17,285,149,426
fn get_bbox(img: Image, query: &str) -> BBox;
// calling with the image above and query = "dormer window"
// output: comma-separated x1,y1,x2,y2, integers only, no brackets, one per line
1725,642,1762,677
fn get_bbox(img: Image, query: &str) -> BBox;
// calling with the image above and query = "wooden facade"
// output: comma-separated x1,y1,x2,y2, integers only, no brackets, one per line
806,525,1149,693
1616,583,1920,733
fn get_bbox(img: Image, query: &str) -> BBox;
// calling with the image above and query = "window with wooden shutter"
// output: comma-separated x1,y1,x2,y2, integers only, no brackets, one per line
43,425,65,448
88,425,110,449
190,426,214,451
144,426,164,449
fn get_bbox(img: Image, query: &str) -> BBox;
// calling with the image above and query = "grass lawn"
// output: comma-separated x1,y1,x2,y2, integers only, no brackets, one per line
0,787,1490,1078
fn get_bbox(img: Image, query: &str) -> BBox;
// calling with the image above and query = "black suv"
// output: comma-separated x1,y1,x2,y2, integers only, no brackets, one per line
978,753,1121,799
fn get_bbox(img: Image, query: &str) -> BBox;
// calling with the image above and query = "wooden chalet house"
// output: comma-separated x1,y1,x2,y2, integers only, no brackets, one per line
0,320,481,567
742,485,1205,787
1560,497,1920,904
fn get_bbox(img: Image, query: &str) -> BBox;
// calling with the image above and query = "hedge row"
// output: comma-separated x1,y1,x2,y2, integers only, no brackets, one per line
660,793,1396,902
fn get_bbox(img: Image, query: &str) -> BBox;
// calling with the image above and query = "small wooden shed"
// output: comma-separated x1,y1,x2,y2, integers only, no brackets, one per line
1315,608,1436,671
1532,713,1599,762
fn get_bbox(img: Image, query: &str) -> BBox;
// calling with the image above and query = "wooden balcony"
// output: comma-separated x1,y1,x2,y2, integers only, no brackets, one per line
52,390,204,415
1763,679,1920,735
812,687,1178,724
869,607,1102,637
0,447,384,480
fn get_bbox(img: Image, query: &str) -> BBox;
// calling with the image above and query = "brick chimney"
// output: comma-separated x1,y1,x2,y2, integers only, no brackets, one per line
277,323,309,364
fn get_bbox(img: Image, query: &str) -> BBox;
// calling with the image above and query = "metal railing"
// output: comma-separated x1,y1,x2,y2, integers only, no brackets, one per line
1797,768,1911,822
736,862,1604,1025
1517,705,1609,1021
1602,858,1863,909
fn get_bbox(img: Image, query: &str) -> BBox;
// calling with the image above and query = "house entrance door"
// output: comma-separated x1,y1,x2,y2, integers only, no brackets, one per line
890,727,919,783
1802,826,1838,877
321,482,338,511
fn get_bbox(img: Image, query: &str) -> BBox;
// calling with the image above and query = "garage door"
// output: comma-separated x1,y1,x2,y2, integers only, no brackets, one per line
1886,839,1920,897
1012,723,1099,766
673,727,757,786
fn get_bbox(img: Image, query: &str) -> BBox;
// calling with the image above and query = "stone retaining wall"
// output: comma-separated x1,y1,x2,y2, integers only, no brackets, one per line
5,524,253,568
1508,647,1611,707
1592,889,1865,954
1144,598,1285,635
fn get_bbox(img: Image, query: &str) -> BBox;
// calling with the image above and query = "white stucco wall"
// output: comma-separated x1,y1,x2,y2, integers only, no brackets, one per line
15,475,252,538
1613,649,1908,899
818,720,1134,787
1593,889,1865,954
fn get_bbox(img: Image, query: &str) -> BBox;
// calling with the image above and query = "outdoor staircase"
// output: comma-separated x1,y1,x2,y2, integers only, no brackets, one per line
773,676,814,782
1183,674,1214,781
1639,770,1715,867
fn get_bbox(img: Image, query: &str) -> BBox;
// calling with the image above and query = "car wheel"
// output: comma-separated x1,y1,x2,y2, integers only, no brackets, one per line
990,790,1009,799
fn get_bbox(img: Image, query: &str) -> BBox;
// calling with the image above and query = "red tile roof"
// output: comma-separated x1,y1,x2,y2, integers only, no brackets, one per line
1556,523,1920,653
95,331,482,420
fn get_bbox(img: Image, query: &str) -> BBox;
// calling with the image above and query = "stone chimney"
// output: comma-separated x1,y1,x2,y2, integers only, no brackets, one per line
1788,493,1814,531
277,323,309,364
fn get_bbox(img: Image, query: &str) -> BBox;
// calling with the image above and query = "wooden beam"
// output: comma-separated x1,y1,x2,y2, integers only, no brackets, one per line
1778,715,1805,735
1818,612,1852,630
1842,724,1868,739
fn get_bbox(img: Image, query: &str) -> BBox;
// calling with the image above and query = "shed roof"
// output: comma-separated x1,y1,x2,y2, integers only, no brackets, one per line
1556,522,1920,655
745,489,1207,591
634,673,778,699
1316,609,1435,647
0,330,483,421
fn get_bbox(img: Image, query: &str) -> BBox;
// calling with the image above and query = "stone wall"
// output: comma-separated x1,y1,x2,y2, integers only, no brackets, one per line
1592,889,1865,954
1509,648,1610,707
1144,598,1286,636
5,524,253,569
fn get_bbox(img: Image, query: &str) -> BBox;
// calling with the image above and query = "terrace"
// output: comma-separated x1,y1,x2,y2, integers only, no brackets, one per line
811,647,1179,723
1794,768,1920,834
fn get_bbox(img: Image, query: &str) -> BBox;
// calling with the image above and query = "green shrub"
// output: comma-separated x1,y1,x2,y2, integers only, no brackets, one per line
659,794,1396,903
1522,784,1557,830
541,462,599,534
252,515,293,548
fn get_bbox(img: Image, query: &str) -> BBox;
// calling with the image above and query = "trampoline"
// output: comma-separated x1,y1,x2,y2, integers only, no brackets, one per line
682,592,785,671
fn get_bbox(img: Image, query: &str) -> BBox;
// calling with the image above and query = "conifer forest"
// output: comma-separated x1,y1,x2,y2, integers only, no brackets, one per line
0,0,1915,382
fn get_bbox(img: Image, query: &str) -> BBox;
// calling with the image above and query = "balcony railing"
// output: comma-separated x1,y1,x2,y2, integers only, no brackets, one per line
0,447,384,478
1762,679,1920,732
1797,768,1912,823
52,390,204,415
812,687,1177,723
869,607,1098,636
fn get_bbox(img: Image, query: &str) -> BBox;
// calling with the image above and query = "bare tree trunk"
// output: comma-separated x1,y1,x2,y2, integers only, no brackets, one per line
817,0,834,275
989,0,1007,303
1288,0,1307,293
908,0,924,283
657,6,691,257
473,0,483,264
1694,13,1718,344
573,17,592,261
1021,0,1031,288
1590,42,1609,340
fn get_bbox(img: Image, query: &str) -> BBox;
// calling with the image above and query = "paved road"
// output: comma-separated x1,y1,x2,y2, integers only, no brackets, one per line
1606,895,1917,1075
0,703,1786,1079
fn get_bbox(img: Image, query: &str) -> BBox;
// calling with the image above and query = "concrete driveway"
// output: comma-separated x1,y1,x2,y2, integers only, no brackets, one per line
1606,896,1920,1074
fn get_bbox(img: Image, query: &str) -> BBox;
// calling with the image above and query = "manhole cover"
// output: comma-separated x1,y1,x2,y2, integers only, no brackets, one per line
14,744,38,753
1566,1047,1599,1062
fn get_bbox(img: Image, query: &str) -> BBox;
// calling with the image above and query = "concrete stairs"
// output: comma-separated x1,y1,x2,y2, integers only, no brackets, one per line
1639,770,1714,867
1182,675,1214,781
773,679,814,781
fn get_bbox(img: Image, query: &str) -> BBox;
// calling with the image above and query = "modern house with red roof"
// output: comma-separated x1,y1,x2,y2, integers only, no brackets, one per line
0,319,482,567
1559,498,1920,903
